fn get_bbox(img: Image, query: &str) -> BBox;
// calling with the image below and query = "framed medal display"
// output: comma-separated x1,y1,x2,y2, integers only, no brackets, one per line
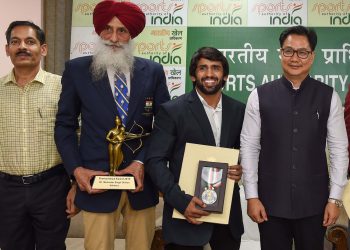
194,160,228,213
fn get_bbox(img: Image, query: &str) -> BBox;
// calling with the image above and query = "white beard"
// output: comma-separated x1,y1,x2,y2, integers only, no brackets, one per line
90,38,135,81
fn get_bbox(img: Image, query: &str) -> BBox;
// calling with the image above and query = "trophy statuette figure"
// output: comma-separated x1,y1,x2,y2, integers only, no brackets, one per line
106,116,150,175
106,116,125,176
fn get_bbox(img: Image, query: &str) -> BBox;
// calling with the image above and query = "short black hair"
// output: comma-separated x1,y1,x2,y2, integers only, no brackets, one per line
5,21,46,45
279,25,317,51
189,47,229,86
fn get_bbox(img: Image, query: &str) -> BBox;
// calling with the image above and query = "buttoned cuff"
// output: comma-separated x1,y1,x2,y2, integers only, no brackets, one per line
133,160,144,165
329,184,345,200
243,183,259,200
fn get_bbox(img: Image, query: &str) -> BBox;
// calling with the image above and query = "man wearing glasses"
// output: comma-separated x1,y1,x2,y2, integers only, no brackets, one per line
240,25,348,250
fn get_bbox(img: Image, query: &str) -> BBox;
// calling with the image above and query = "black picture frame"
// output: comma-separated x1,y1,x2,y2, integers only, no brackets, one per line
194,160,228,213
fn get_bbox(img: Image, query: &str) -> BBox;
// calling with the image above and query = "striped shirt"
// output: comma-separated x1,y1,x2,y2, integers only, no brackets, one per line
0,68,62,175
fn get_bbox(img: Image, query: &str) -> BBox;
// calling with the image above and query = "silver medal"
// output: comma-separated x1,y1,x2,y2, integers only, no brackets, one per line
201,188,217,205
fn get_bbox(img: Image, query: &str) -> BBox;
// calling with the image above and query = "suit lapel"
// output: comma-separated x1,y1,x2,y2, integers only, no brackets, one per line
92,74,118,117
187,90,216,146
127,58,145,126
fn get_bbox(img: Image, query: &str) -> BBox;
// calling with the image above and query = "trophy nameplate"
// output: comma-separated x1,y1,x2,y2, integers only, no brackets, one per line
92,176,135,190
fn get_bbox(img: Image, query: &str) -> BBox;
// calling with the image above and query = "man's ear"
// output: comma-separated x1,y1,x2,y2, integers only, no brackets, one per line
5,45,9,57
310,51,315,64
41,44,48,57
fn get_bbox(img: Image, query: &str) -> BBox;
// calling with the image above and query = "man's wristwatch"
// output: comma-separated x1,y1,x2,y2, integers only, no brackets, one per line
328,198,343,208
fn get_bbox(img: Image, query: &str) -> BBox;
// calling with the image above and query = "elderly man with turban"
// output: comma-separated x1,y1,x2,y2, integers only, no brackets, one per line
54,1,170,249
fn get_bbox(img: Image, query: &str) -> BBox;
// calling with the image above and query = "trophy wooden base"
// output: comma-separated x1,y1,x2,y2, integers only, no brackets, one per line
92,176,136,190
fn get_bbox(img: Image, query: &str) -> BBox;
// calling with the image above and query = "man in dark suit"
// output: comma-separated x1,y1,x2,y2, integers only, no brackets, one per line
146,47,245,250
54,1,170,250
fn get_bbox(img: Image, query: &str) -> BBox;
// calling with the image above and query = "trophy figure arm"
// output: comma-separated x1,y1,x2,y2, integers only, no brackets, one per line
106,130,113,140
106,130,119,144
123,132,148,141
124,132,140,139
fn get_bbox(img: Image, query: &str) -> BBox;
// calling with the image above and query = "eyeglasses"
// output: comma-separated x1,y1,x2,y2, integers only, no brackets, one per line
281,47,312,59
101,27,130,40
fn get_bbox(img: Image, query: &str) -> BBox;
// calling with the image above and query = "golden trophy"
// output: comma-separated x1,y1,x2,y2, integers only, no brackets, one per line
92,116,149,190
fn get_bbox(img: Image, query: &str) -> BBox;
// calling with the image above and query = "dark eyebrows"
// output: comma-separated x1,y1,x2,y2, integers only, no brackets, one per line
198,64,207,67
10,36,38,41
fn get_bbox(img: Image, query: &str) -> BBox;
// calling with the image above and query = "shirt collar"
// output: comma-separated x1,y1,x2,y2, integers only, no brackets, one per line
3,68,45,86
195,89,222,111
107,66,130,78
283,75,311,91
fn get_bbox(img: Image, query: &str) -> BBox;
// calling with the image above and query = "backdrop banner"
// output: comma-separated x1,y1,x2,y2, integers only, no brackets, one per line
70,0,350,103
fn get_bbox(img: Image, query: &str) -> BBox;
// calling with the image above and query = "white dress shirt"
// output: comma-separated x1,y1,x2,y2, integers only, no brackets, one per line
196,90,222,146
240,83,349,200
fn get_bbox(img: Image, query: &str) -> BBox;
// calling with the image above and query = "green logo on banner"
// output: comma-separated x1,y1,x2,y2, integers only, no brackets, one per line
188,0,246,27
270,14,302,25
309,0,350,26
268,3,303,25
330,14,350,25
210,13,242,25
147,1,185,25
150,45,183,65
151,15,183,25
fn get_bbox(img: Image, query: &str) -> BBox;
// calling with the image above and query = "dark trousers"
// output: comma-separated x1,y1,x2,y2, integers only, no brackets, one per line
258,214,326,250
0,172,71,250
165,224,241,250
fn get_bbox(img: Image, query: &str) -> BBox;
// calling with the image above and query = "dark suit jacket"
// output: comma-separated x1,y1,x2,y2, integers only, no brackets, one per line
146,90,245,246
54,56,170,212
